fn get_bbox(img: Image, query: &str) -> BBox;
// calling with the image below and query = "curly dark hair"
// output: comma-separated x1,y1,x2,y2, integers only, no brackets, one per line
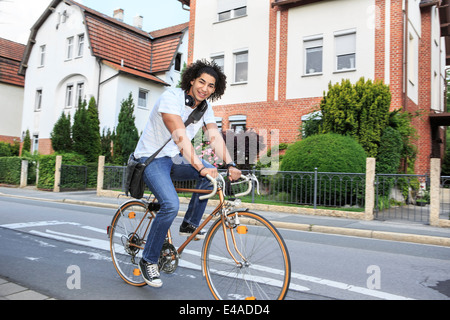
180,59,227,102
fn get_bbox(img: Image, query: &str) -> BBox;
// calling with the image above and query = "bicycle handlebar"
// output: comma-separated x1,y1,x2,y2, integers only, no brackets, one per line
198,174,253,200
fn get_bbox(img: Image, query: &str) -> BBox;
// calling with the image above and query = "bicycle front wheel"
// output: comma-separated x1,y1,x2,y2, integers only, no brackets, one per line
109,200,152,286
202,211,291,300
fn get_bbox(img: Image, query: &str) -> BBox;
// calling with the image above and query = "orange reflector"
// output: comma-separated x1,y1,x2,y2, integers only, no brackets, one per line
236,226,248,234
133,268,141,276
245,296,256,300
128,212,136,219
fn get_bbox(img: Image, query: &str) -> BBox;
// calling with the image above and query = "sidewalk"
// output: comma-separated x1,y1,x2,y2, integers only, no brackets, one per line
0,277,54,300
1,185,450,300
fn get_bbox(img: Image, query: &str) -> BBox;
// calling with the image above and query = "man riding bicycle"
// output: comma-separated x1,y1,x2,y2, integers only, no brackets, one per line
133,60,241,287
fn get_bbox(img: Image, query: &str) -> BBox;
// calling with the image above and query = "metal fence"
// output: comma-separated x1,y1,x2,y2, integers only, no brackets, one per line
440,176,450,221
102,166,366,209
374,173,430,223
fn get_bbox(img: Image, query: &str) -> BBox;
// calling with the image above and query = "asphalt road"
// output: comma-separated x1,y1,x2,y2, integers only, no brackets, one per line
0,195,449,301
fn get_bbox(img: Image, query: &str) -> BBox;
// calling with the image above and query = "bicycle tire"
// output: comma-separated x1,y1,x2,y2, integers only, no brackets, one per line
109,200,152,286
202,210,291,300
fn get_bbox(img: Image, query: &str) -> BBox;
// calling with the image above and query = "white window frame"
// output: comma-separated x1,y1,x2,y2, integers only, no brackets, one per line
304,35,323,75
211,54,225,72
229,115,247,133
217,0,247,22
35,89,43,111
138,88,149,109
77,34,84,58
233,50,248,84
39,45,46,67
66,36,74,60
75,82,84,106
65,84,74,108
334,29,356,72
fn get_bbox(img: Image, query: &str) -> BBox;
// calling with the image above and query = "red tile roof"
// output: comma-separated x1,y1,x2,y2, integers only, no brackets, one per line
20,0,188,80
102,60,168,86
0,38,25,87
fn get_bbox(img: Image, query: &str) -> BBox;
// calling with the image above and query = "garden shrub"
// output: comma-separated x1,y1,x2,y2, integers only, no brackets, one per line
279,133,367,206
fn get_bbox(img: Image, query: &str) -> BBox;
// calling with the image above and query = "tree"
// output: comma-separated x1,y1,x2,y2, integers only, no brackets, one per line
22,129,31,154
72,98,101,162
50,112,72,152
72,99,89,158
114,92,139,164
320,77,391,157
86,97,101,162
101,127,114,163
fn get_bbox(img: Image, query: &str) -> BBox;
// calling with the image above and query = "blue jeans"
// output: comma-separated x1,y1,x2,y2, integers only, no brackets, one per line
139,154,215,264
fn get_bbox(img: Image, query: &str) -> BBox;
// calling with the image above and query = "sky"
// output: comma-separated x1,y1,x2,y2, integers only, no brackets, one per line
0,0,190,44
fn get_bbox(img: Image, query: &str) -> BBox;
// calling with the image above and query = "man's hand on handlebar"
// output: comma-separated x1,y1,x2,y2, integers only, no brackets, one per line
199,167,219,179
227,166,241,182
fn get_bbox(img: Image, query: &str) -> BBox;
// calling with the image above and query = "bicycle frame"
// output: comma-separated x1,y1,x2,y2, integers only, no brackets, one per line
118,174,252,268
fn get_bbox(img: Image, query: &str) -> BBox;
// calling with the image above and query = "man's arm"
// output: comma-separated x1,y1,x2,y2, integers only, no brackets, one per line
204,122,241,181
162,113,218,178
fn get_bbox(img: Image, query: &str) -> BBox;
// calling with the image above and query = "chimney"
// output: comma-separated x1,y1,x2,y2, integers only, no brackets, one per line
113,8,124,21
133,15,143,29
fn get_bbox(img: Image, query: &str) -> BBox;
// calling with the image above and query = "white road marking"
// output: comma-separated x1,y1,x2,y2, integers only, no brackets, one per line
1,220,415,300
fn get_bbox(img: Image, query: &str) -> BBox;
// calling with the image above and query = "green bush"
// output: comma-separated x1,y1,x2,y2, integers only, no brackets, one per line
376,127,403,174
281,133,366,173
280,133,366,206
0,157,22,184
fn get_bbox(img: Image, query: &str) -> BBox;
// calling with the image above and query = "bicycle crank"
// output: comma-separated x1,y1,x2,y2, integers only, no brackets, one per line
158,240,179,274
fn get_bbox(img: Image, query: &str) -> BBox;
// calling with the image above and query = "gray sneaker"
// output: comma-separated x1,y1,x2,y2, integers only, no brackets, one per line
139,258,162,287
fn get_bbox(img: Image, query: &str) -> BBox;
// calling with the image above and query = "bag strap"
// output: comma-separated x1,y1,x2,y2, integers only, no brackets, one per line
143,101,208,166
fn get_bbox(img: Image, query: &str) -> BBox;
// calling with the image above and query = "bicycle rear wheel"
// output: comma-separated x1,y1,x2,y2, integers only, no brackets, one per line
109,200,153,286
202,211,291,300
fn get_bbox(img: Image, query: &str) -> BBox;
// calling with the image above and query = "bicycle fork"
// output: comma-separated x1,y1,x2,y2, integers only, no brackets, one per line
222,212,249,268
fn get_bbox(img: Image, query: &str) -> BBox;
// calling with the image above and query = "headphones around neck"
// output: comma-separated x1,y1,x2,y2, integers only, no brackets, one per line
185,92,207,111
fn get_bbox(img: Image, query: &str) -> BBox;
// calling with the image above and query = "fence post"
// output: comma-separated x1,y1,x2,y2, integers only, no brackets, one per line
429,158,440,227
97,156,105,195
20,159,28,188
364,158,376,220
53,155,62,193
313,168,318,209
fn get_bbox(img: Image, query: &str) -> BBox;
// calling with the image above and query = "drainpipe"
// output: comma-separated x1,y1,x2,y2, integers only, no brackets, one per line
97,58,102,107
403,0,409,112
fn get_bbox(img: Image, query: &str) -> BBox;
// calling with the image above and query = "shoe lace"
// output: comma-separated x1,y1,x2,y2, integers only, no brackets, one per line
146,263,160,278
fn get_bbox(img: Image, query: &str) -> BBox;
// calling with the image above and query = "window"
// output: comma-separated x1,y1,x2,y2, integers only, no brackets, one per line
39,45,46,67
138,89,149,109
234,51,248,83
304,36,323,75
75,82,84,106
212,55,224,72
175,53,182,72
35,89,42,111
217,0,247,22
32,135,39,154
65,84,74,107
66,36,74,60
77,34,84,57
335,31,356,71
229,115,247,133
215,117,223,132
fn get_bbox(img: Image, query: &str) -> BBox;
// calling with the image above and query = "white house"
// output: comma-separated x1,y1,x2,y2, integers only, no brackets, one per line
0,38,25,146
19,0,189,155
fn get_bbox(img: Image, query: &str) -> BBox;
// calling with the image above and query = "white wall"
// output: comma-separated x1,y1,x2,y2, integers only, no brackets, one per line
0,84,23,138
193,0,270,105
286,0,376,100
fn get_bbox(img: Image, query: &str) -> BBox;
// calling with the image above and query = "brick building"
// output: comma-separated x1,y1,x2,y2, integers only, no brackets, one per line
180,0,450,175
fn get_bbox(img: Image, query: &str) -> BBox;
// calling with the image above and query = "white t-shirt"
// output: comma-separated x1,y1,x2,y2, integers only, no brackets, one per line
134,87,216,159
